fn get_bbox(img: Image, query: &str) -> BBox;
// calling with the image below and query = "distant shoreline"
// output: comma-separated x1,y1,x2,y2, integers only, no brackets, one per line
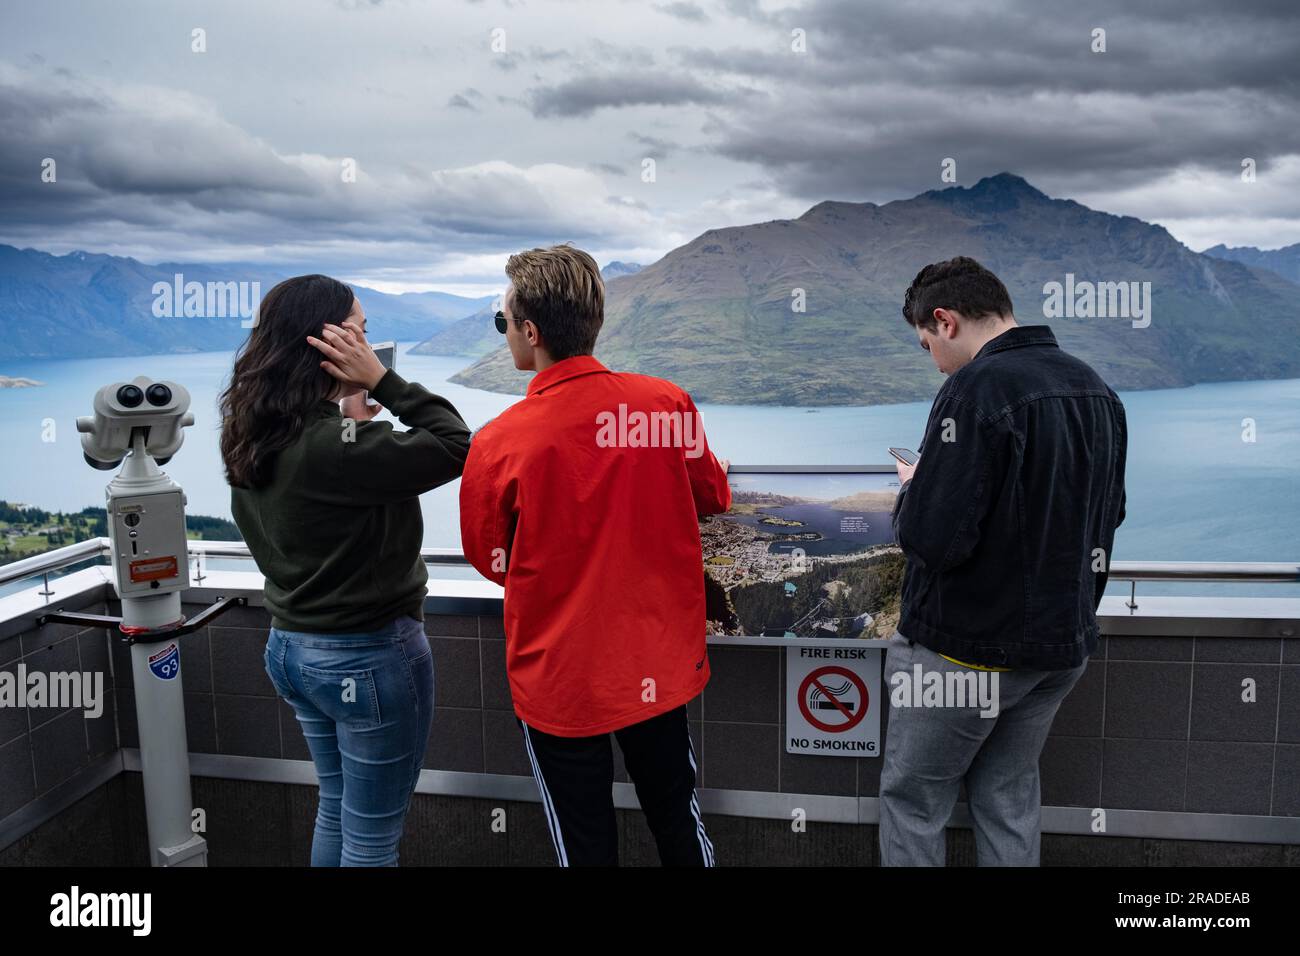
0,375,42,388
4,348,1300,409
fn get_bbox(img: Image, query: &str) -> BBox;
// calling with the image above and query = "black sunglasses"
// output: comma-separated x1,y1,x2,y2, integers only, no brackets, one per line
494,310,507,334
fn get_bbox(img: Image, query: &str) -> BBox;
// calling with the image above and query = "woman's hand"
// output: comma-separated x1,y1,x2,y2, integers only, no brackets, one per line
339,390,382,422
307,321,387,391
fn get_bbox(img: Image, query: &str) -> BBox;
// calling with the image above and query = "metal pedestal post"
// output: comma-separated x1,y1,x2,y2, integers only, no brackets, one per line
124,593,208,867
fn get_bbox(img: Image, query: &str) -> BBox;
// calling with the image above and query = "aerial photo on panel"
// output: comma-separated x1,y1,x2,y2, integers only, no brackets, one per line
701,472,905,639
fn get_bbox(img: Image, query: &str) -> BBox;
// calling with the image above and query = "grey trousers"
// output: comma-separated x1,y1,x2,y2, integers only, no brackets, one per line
878,631,1087,866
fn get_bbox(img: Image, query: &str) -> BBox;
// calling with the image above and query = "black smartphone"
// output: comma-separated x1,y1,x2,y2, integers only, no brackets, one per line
888,447,919,466
366,342,396,407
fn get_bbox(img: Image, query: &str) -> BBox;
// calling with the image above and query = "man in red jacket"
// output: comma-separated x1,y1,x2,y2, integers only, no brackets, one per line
460,244,731,866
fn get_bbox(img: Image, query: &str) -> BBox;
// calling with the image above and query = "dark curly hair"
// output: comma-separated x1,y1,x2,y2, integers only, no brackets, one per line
903,256,1014,331
219,274,356,489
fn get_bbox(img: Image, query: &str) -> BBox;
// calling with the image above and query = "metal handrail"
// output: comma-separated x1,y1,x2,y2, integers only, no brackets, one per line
1106,562,1300,583
0,538,472,590
3,537,1299,590
0,538,112,591
183,540,470,566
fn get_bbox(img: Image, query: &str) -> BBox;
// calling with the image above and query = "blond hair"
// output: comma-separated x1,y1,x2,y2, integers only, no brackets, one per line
505,244,604,359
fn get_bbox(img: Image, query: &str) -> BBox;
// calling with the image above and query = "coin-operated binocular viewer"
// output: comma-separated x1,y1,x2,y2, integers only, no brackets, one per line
39,377,245,866
80,379,194,628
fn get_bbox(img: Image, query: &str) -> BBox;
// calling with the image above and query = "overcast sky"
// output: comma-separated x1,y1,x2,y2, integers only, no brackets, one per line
2,0,1298,295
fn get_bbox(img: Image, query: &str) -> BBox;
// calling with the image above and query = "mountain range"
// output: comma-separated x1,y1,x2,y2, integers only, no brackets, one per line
1203,242,1300,285
0,245,491,360
5,177,1300,407
449,173,1300,405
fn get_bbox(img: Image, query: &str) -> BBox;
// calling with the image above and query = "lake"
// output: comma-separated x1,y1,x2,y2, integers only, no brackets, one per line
2,344,1298,597
728,504,897,556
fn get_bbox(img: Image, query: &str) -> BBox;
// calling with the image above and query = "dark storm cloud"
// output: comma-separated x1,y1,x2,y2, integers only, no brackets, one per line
0,74,315,233
490,51,524,71
0,65,657,276
656,0,1300,200
3,0,1298,276
627,132,678,159
656,2,710,23
529,71,763,117
724,0,1300,99
586,40,658,69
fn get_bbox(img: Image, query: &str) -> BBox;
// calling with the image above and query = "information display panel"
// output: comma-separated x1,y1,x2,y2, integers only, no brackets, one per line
701,466,905,639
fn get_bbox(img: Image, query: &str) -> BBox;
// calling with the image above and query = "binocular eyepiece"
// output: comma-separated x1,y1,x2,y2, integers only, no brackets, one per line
76,376,194,470
114,382,174,409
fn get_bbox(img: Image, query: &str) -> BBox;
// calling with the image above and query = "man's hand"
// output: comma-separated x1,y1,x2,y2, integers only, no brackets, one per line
307,321,387,391
717,457,730,474
895,457,918,485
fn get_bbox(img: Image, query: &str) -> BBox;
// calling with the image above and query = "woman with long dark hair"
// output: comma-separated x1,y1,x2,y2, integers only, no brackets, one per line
220,274,470,866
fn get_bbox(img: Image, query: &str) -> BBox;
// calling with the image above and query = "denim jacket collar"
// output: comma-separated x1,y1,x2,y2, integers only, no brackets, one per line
973,324,1058,361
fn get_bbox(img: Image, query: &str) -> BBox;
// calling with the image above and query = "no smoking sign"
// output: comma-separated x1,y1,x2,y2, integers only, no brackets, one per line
786,645,882,756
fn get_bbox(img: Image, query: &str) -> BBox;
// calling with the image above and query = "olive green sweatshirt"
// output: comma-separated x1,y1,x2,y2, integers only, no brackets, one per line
230,368,471,633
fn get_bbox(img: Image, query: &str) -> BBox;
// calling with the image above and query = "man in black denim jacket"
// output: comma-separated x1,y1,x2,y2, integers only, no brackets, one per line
879,256,1127,866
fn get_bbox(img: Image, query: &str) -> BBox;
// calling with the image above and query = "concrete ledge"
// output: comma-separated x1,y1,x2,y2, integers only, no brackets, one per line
119,749,1300,844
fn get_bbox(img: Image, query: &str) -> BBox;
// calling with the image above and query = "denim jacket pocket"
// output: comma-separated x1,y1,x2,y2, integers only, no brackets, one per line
299,664,383,729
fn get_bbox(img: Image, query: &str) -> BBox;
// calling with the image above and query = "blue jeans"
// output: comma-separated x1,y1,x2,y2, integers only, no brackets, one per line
264,613,434,866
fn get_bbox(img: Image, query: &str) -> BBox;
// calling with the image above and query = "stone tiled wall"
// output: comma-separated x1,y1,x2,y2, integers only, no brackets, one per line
1042,634,1300,816
3,592,1300,865
0,599,116,824
108,602,1295,817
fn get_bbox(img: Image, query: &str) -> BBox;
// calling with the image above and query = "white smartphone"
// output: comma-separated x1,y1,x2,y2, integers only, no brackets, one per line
888,446,919,466
366,342,396,407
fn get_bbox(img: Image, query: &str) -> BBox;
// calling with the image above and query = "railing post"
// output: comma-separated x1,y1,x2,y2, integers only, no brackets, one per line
1126,580,1138,610
38,571,54,597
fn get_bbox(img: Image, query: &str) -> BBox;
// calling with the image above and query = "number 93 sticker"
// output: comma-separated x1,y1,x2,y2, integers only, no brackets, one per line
149,642,180,681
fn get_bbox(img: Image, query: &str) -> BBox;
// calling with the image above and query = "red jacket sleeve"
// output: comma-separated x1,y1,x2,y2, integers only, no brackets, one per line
458,425,514,586
682,392,731,516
